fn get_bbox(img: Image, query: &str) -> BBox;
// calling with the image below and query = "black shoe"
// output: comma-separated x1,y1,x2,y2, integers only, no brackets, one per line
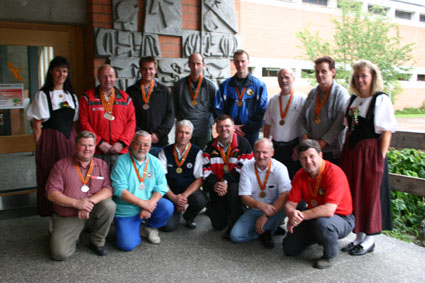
275,226,286,236
183,214,197,229
341,242,357,252
350,243,375,256
222,228,231,240
89,243,109,256
314,256,336,269
259,230,275,249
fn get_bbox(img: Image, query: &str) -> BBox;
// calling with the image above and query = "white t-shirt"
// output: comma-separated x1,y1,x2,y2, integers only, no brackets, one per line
344,94,397,133
264,91,306,142
26,90,78,122
239,158,291,205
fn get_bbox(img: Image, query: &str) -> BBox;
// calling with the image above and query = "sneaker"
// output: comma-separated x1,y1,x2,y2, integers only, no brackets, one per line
314,256,336,269
143,226,161,244
259,230,275,249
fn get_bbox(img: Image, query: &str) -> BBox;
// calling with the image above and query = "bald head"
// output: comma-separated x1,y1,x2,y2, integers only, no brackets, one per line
277,68,295,95
188,53,205,80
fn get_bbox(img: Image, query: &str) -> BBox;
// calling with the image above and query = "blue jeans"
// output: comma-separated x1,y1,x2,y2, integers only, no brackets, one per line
230,209,285,243
114,198,174,251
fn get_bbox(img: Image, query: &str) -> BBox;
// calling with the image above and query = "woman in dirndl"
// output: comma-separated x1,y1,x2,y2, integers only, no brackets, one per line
26,56,79,217
340,60,396,256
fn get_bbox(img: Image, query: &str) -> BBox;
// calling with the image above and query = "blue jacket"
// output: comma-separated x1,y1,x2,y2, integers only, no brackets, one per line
214,73,268,135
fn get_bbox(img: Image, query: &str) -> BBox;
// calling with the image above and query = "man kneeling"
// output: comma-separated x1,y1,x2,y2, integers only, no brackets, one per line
46,131,116,260
230,138,291,248
112,131,173,251
282,139,354,269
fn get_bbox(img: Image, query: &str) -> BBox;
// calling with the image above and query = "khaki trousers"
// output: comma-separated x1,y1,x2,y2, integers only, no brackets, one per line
50,198,116,261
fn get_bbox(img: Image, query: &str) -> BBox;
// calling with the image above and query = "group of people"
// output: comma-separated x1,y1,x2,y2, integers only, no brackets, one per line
25,49,396,269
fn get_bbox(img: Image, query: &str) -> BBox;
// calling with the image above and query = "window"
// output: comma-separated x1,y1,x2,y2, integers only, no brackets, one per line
262,67,280,77
301,69,314,79
368,5,388,15
395,10,413,20
302,0,328,6
420,14,425,22
418,74,425,82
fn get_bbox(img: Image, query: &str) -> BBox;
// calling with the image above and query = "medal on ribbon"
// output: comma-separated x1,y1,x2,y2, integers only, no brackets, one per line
173,143,192,174
101,88,116,121
188,75,203,107
73,159,94,193
236,86,247,107
314,87,331,125
219,143,233,175
130,153,149,190
255,161,272,199
278,91,294,127
141,80,154,111
307,160,326,208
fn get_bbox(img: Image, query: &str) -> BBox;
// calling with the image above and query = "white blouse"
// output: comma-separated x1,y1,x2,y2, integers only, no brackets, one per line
26,90,78,122
345,94,397,133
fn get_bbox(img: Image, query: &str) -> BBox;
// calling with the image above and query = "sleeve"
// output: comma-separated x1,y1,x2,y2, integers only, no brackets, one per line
374,94,397,133
224,138,253,183
209,81,218,116
78,94,102,147
152,159,169,196
242,81,268,133
118,96,136,147
157,149,168,174
154,89,175,141
111,156,130,198
263,96,274,125
275,162,292,193
26,91,50,121
214,82,225,119
45,160,65,196
287,171,303,204
322,86,350,144
172,82,181,121
193,150,203,179
298,89,315,137
99,160,113,191
238,163,253,196
72,93,79,122
202,149,219,190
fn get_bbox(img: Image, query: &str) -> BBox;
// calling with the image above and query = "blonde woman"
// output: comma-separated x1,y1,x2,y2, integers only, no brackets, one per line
340,60,396,256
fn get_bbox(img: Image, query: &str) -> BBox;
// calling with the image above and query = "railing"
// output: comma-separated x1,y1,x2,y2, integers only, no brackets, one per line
389,131,425,197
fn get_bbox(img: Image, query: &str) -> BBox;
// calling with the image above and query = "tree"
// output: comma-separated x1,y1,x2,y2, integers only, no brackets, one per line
296,0,414,99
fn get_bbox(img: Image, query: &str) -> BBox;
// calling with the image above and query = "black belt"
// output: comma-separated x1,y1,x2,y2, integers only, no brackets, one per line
272,138,299,147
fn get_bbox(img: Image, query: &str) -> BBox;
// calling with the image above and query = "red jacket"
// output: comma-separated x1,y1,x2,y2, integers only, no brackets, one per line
79,87,136,154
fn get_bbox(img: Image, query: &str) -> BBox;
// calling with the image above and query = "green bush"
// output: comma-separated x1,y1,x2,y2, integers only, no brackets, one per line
386,148,425,242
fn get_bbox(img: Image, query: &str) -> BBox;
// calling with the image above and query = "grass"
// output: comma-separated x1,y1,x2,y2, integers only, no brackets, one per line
395,107,425,118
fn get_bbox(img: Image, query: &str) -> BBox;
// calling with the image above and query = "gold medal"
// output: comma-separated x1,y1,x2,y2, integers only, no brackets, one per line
259,191,266,198
237,101,243,107
314,117,321,124
311,199,318,207
279,119,285,126
223,165,229,173
139,183,145,190
191,100,197,106
176,167,183,174
143,104,150,110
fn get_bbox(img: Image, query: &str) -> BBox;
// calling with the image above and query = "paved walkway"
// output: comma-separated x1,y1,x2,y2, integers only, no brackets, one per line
396,117,425,133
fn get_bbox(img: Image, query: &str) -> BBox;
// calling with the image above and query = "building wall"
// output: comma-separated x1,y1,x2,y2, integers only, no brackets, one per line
240,0,425,110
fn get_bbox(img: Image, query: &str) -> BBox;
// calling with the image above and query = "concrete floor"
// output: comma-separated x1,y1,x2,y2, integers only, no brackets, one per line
0,212,424,283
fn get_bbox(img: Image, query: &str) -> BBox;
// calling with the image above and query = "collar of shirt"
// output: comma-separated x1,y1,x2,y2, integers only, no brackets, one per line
175,143,190,159
218,136,233,151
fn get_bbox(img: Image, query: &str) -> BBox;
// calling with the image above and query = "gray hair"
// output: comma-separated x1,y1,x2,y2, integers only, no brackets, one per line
254,138,273,150
75,131,96,144
132,130,152,145
176,119,194,134
297,139,321,155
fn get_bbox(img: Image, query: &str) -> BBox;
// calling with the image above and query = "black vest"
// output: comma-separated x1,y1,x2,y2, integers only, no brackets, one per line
163,144,201,194
346,92,385,148
41,90,76,138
